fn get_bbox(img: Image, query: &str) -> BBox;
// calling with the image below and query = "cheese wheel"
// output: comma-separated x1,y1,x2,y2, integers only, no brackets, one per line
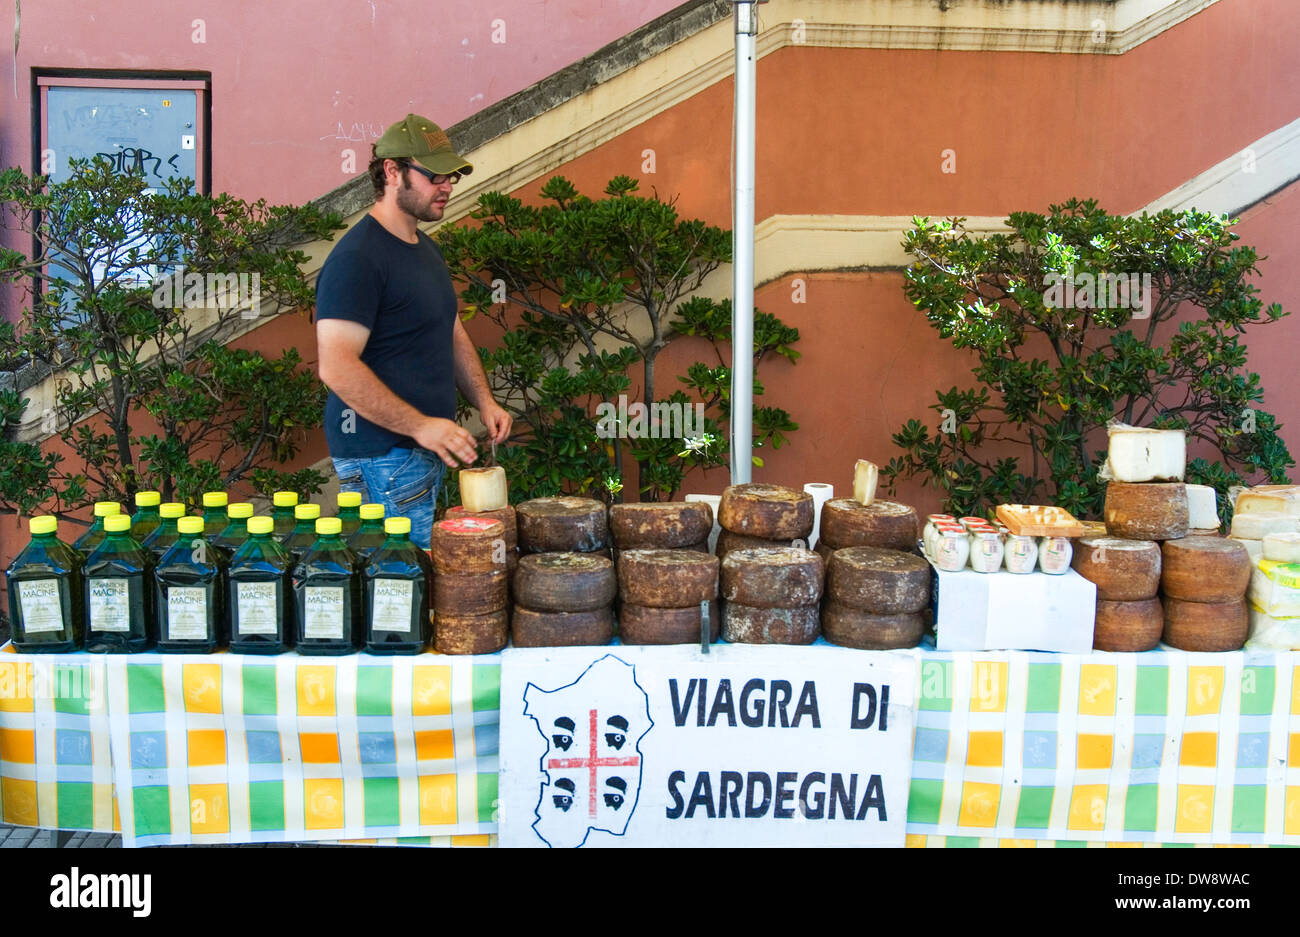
609,502,713,549
853,460,879,506
1093,598,1164,652
512,552,616,612
1162,597,1248,652
510,605,614,647
715,529,798,559
431,517,507,574
433,569,508,616
814,541,835,568
434,608,508,654
720,547,825,608
1235,488,1300,517
443,504,517,548
1104,427,1185,482
1104,482,1189,541
720,601,820,645
459,466,508,512
1263,532,1300,563
516,497,609,553
718,484,814,540
826,546,930,614
819,499,918,551
1160,536,1251,602
617,549,719,607
1185,484,1220,530
1229,511,1300,540
821,601,927,650
1070,537,1161,601
618,601,719,645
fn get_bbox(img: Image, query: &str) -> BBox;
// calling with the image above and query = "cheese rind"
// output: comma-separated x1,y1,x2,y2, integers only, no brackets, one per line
1071,537,1161,601
1160,536,1250,602
1162,597,1248,652
1105,426,1186,482
821,601,927,650
1185,484,1220,530
720,547,825,608
853,460,879,506
1104,482,1189,541
721,601,820,645
1094,597,1164,652
459,466,508,512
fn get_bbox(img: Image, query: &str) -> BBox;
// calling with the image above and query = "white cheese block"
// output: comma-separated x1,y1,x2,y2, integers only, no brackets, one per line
1235,488,1300,517
1105,427,1185,482
853,460,878,506
1263,532,1300,563
459,466,509,513
1185,484,1219,530
1229,511,1300,540
1234,537,1263,561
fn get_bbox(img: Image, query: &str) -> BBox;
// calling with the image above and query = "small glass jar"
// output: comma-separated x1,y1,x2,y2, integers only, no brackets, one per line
1039,536,1073,574
929,522,964,560
924,515,955,556
1004,534,1039,574
969,530,1004,573
933,528,970,571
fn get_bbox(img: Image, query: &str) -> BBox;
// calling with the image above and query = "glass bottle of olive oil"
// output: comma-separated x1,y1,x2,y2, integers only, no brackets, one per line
142,502,187,560
348,503,388,560
73,501,122,558
130,491,163,544
5,516,85,652
84,514,155,653
336,491,363,540
293,517,362,655
155,516,225,653
271,491,299,538
228,516,294,654
363,516,431,655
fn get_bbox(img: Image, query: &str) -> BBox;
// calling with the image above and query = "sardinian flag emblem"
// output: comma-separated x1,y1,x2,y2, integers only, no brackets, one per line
523,655,652,848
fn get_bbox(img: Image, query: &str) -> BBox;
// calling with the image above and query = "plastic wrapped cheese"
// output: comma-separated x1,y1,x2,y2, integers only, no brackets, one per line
1247,559,1300,618
1101,424,1185,483
1246,601,1300,651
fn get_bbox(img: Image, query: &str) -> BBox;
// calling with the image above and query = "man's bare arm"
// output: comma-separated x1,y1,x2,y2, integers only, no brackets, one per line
452,316,493,411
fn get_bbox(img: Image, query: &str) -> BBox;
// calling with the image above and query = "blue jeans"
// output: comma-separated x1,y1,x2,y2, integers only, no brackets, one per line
331,447,447,550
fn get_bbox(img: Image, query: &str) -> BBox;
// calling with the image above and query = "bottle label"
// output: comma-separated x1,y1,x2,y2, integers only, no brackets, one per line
371,579,413,632
89,578,131,632
237,582,279,635
18,579,65,634
304,586,345,639
167,587,209,641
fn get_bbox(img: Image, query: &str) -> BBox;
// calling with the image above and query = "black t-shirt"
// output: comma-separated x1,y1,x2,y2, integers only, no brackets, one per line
315,214,458,457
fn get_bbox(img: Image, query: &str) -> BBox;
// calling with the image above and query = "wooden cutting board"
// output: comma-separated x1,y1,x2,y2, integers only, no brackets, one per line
995,504,1087,537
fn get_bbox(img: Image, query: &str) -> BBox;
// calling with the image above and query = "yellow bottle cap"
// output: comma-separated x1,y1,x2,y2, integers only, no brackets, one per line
273,491,299,507
160,502,186,519
177,516,205,535
135,491,161,507
247,516,274,536
103,515,131,533
227,502,254,519
359,503,385,520
316,517,343,536
384,517,411,536
30,516,58,536
295,504,321,520
202,492,228,508
93,501,122,517
337,491,363,508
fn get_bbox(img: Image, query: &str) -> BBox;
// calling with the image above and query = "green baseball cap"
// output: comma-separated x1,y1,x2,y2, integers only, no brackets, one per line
373,114,473,176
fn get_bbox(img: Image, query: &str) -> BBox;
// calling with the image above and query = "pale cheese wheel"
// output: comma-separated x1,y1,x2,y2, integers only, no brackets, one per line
1070,537,1161,601
720,601,820,645
459,466,508,512
1185,484,1220,530
609,502,713,549
718,484,814,540
516,497,609,553
512,552,616,612
617,549,719,607
1263,532,1300,563
825,546,930,614
1162,597,1248,652
618,601,719,645
1093,598,1164,652
820,601,927,650
1105,427,1185,483
720,547,824,608
1104,482,1189,541
819,498,918,551
1161,536,1250,602
433,569,508,616
1229,511,1300,540
434,608,508,654
431,517,507,574
510,605,614,647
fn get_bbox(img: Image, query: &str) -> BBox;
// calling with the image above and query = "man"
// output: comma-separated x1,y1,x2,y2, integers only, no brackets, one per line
315,114,511,549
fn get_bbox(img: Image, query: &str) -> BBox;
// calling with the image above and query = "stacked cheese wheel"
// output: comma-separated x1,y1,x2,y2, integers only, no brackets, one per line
714,483,813,559
617,549,720,644
610,502,713,556
511,553,616,647
1160,536,1251,651
1072,537,1163,651
443,504,518,579
720,547,825,645
517,497,611,558
431,517,509,654
821,547,929,649
813,498,920,566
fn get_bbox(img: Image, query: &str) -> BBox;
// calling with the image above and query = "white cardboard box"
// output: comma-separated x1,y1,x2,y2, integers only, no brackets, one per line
930,560,1096,653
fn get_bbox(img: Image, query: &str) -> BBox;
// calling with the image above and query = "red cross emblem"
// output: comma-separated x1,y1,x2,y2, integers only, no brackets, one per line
547,708,641,817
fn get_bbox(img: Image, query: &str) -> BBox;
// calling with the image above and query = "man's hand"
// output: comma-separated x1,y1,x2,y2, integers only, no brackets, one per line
481,400,513,445
414,417,478,468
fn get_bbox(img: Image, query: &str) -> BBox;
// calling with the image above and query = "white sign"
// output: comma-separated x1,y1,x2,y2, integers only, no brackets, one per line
499,644,917,848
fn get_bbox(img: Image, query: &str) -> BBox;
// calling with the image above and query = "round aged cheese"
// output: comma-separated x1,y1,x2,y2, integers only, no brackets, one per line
609,502,713,549
720,547,824,608
431,517,507,574
1162,597,1248,652
826,546,930,614
1263,532,1300,563
821,601,927,650
718,484,814,540
1093,597,1164,652
516,497,609,553
618,600,719,645
510,605,614,648
819,499,918,552
433,569,508,617
617,549,719,607
1160,536,1251,602
1070,537,1161,600
434,608,508,655
512,552,616,613
443,504,517,548
720,601,820,645
1104,482,1189,541
715,529,799,559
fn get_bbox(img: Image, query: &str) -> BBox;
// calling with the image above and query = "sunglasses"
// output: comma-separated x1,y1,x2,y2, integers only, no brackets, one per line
402,162,462,186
